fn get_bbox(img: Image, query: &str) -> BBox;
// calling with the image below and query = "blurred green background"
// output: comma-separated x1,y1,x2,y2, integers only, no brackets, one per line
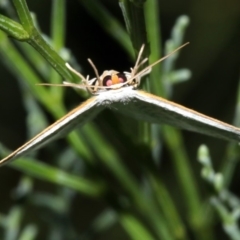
0,0,240,239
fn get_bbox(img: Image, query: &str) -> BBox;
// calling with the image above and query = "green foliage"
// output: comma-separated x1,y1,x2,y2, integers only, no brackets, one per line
198,145,240,240
0,0,239,239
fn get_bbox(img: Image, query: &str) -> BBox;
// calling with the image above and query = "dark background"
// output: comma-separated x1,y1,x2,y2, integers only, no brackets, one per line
0,0,240,239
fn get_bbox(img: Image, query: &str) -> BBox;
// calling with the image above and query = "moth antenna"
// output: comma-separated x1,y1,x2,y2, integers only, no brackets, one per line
87,58,102,85
66,63,86,81
127,42,190,85
134,57,148,72
36,83,86,89
63,81,86,86
132,44,145,75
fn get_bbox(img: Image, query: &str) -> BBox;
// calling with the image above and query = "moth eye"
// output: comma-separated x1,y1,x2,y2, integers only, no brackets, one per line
117,73,127,83
102,75,112,87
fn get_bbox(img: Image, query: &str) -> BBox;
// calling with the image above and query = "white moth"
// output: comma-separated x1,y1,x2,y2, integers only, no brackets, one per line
1,43,240,166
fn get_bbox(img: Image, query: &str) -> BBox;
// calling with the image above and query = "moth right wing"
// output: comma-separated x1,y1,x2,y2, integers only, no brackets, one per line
116,90,240,142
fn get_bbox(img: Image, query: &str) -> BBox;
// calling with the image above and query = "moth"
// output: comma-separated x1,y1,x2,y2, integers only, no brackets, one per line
1,42,240,166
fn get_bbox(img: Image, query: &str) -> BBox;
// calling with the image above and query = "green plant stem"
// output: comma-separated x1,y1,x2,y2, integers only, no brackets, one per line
13,0,33,32
120,212,155,240
148,174,189,240
144,0,163,96
12,0,76,81
10,158,105,197
50,0,66,97
0,14,29,39
119,0,151,145
163,126,213,240
51,0,65,51
119,0,148,54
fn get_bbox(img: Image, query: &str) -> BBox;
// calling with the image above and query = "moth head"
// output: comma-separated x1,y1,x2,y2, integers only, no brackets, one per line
84,60,135,94
85,46,148,93
101,70,127,89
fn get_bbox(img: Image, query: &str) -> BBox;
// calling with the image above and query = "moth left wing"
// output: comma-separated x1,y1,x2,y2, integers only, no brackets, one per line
0,97,103,166
116,90,240,142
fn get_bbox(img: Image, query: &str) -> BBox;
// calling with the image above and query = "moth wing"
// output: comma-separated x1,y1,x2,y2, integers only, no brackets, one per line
0,97,103,166
117,90,240,142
